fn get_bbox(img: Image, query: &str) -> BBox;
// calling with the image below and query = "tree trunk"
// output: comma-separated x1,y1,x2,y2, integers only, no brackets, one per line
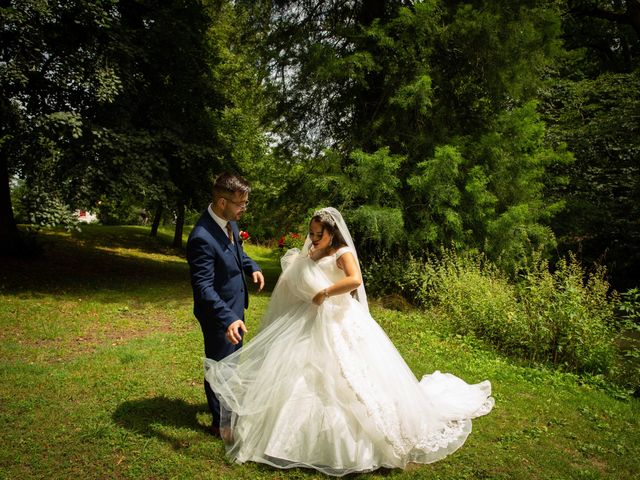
173,203,185,248
150,204,163,237
0,153,19,251
629,0,640,38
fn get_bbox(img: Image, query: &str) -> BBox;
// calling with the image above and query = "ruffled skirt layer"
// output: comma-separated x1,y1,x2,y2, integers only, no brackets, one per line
205,291,493,476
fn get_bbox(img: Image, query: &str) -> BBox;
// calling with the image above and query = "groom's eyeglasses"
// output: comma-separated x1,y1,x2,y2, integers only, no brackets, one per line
223,197,249,209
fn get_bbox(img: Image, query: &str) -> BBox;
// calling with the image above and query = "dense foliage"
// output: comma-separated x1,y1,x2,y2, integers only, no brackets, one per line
236,0,638,290
364,250,619,376
1,0,120,249
1,0,267,249
238,1,571,274
3,1,638,286
541,0,640,289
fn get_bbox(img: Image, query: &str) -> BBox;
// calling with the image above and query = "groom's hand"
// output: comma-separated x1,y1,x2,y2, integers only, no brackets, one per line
252,271,265,292
226,320,247,345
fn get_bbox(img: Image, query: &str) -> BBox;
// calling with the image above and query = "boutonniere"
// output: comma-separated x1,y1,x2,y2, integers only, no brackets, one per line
239,230,250,243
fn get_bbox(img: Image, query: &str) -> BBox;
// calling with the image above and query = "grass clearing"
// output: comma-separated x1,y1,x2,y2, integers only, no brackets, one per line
1,226,638,479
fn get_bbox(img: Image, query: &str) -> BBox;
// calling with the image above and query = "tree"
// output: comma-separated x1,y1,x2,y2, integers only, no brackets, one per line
247,0,569,271
541,0,640,288
1,0,269,250
568,0,640,39
103,0,268,247
87,0,224,247
1,0,122,251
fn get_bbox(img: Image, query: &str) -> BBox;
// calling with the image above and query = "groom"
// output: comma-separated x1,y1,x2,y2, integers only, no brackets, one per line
186,172,264,437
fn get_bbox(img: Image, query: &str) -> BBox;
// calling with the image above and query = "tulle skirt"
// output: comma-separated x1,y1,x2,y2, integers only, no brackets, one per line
204,281,494,476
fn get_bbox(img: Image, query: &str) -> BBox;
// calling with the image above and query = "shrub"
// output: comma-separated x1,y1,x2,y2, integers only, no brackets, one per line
617,288,640,327
278,232,305,250
613,288,640,393
517,255,615,373
17,184,79,231
427,252,533,360
363,249,616,374
362,252,418,301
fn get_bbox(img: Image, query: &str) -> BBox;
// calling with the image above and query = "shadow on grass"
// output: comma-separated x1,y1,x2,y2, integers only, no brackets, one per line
1,235,189,300
67,225,190,256
113,396,211,449
1,226,280,300
113,397,404,477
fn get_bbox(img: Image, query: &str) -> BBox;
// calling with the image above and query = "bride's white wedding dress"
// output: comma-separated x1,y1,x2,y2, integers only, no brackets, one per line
205,246,494,476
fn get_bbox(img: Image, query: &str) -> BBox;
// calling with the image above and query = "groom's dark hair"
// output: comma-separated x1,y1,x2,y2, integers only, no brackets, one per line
212,172,251,200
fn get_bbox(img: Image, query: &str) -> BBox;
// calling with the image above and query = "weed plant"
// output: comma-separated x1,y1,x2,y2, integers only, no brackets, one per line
364,249,624,378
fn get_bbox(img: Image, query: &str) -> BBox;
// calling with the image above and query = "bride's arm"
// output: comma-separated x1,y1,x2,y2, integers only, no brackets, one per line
312,252,362,305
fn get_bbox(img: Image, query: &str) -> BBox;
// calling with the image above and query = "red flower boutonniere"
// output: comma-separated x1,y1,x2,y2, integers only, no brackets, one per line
239,230,250,242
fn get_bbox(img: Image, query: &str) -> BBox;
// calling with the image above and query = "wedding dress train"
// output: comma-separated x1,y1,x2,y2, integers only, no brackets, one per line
205,246,494,476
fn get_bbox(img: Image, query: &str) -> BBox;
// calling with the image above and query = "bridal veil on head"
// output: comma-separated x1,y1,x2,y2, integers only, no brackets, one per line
300,207,367,307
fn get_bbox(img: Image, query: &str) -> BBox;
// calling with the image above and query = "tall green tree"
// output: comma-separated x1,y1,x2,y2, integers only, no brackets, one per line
1,0,122,251
249,0,569,271
542,0,640,288
206,0,270,238
112,0,224,247
99,0,268,247
2,0,269,250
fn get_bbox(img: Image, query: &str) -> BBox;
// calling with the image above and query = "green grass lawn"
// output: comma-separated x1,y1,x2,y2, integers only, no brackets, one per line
1,225,638,479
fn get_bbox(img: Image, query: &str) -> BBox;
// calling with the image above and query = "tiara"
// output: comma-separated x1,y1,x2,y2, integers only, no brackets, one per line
312,208,336,227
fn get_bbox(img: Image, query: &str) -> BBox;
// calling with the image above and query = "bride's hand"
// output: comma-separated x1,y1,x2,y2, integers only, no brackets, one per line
312,288,328,305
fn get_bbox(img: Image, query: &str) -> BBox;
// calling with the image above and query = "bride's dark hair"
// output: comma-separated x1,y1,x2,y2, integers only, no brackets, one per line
311,209,347,249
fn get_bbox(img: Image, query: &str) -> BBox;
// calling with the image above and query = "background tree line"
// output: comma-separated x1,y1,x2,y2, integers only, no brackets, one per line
1,0,266,249
1,0,638,290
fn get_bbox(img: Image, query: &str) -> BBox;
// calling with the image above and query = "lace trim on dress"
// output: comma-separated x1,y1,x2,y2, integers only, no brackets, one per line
330,315,474,458
328,314,408,458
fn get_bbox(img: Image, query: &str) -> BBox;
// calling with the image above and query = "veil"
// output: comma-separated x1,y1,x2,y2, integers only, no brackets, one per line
301,207,368,310
260,207,369,329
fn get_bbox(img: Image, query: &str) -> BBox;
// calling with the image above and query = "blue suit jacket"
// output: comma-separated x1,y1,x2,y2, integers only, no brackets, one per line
186,210,260,330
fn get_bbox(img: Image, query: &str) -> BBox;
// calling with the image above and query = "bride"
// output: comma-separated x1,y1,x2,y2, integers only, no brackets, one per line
204,207,494,476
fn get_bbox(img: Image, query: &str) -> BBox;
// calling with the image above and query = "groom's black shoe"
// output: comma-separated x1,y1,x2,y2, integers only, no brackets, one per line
209,425,222,438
